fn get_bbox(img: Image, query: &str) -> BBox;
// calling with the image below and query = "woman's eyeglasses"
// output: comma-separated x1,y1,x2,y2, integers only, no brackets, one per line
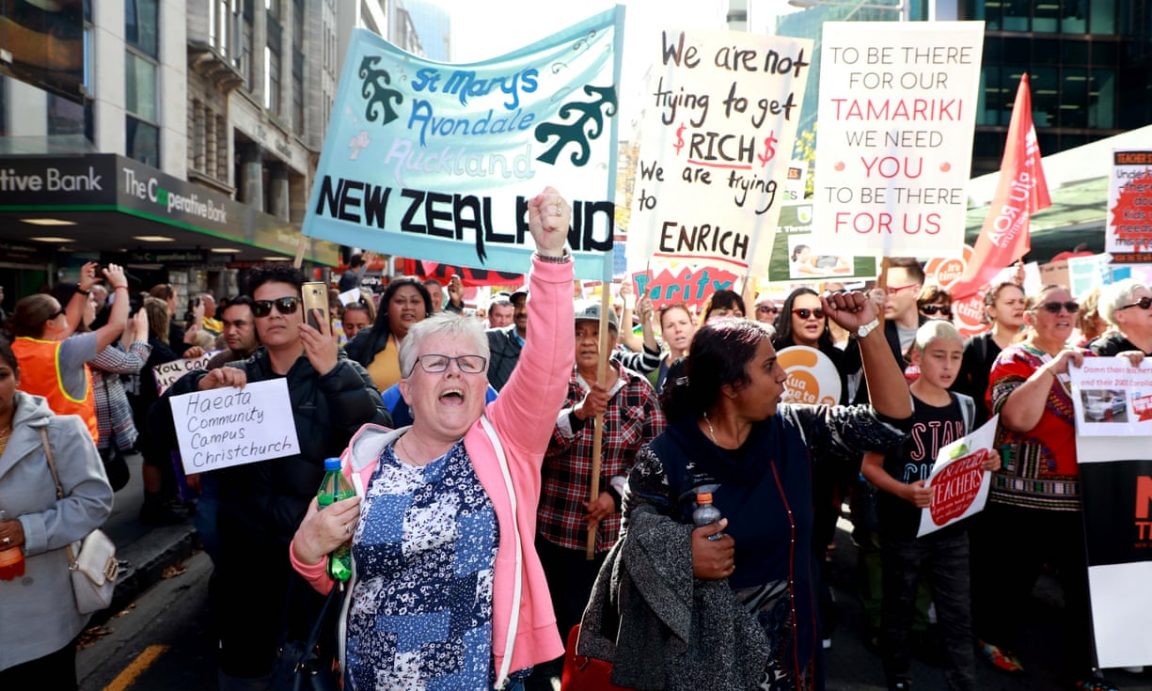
251,296,302,318
416,354,487,374
792,308,825,320
920,304,952,317
1119,296,1152,312
1037,301,1079,314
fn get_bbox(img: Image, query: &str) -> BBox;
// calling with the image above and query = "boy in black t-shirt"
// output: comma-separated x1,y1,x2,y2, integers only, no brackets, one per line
862,321,1000,691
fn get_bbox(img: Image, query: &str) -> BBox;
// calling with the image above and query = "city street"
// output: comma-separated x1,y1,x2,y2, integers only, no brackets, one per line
76,503,1152,691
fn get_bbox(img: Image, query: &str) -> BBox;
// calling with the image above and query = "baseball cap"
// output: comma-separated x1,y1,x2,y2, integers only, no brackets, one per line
574,300,619,333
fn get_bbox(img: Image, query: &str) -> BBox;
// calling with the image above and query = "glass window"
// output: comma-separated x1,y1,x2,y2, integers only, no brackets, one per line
1032,39,1060,65
126,116,160,167
1088,68,1116,128
47,94,85,135
1033,1,1059,32
1091,41,1118,65
293,50,304,132
1061,3,1086,34
125,52,158,122
1061,39,1089,66
1029,66,1059,128
1002,0,1029,31
1091,0,1116,35
1059,67,1088,128
265,46,281,114
125,0,159,58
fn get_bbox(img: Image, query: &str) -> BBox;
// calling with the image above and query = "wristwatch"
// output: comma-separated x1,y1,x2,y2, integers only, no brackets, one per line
856,317,880,339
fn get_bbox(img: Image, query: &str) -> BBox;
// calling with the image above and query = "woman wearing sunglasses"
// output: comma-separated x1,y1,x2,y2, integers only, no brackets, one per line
971,284,1121,691
916,283,952,321
289,188,576,690
1091,279,1152,357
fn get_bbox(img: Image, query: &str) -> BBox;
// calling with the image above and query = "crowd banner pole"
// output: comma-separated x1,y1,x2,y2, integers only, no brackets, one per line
587,278,613,560
292,235,307,270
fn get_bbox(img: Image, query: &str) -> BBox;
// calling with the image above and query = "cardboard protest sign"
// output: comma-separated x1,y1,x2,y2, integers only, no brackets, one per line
1073,360,1152,667
1070,358,1152,436
1106,151,1152,259
917,414,996,537
632,263,739,310
777,346,842,406
625,29,812,276
811,22,983,258
153,351,218,395
303,9,623,281
171,379,300,474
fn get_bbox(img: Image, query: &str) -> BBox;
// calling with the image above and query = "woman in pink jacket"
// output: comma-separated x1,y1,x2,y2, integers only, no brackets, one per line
290,187,573,690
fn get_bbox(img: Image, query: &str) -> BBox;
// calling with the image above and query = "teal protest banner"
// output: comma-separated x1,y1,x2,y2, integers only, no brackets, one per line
303,9,624,280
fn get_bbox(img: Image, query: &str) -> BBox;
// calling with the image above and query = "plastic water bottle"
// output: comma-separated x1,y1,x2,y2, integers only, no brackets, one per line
317,458,355,582
0,511,25,581
693,491,725,541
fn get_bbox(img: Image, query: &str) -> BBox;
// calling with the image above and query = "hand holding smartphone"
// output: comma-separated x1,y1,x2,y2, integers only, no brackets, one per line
301,282,329,333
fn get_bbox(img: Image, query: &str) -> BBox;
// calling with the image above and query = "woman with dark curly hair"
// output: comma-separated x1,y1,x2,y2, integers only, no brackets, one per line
344,277,433,391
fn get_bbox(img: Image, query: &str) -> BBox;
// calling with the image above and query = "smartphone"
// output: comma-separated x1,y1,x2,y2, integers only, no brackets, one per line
301,282,328,331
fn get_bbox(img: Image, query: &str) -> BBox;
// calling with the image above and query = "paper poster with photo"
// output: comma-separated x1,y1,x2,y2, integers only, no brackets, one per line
766,203,877,282
811,22,984,258
153,351,218,395
1106,150,1152,257
777,346,842,406
302,9,623,281
1070,358,1152,436
625,29,812,277
917,415,997,537
171,379,300,474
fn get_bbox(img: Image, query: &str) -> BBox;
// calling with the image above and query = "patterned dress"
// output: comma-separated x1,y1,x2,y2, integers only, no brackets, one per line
346,440,499,690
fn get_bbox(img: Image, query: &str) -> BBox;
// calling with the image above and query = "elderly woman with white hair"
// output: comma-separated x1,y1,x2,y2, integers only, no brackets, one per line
289,187,573,690
1090,279,1152,356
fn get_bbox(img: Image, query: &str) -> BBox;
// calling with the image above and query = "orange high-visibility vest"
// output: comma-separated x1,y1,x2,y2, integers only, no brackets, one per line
13,337,100,443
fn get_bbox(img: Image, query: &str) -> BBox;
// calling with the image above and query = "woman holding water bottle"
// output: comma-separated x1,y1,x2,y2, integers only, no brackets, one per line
583,294,913,690
290,187,575,690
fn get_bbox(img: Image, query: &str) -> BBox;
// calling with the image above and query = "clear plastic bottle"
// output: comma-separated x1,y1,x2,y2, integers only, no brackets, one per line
317,458,355,582
693,491,725,541
0,510,25,581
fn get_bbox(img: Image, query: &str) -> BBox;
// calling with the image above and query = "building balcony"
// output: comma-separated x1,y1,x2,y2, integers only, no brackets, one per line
187,42,245,94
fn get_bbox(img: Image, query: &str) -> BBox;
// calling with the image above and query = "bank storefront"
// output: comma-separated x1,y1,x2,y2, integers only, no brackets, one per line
0,153,338,303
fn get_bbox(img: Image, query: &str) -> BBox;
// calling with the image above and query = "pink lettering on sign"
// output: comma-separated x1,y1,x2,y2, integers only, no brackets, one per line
929,450,987,526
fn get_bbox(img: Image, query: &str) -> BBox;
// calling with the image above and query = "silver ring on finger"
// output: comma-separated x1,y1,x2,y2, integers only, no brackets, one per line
345,522,354,535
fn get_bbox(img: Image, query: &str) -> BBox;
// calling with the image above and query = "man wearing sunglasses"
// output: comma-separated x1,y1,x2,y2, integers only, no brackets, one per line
1092,279,1152,356
159,264,390,689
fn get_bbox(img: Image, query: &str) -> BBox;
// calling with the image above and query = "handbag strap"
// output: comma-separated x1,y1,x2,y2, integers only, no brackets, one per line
39,426,64,501
38,425,80,567
300,584,344,660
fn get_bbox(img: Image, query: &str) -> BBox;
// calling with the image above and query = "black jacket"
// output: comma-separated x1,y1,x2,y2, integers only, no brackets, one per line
344,325,393,371
161,349,390,547
486,326,524,392
1090,332,1149,356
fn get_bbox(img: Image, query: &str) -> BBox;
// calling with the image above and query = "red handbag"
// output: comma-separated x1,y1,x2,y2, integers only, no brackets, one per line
560,624,634,690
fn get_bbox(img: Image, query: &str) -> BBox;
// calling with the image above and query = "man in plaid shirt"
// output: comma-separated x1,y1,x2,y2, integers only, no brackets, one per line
537,300,666,645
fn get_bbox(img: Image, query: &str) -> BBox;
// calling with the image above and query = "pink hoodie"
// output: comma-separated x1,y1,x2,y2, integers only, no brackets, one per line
290,256,573,686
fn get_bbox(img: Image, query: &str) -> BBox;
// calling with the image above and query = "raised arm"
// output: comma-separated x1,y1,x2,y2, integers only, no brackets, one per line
823,291,912,420
91,264,130,352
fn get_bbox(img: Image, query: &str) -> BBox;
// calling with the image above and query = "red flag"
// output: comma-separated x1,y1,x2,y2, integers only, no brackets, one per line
951,74,1051,300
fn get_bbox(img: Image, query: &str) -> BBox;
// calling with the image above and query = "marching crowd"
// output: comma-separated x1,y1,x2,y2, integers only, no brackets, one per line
0,187,1147,691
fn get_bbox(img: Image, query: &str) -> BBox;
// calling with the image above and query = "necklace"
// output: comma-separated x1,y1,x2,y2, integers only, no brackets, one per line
702,412,719,446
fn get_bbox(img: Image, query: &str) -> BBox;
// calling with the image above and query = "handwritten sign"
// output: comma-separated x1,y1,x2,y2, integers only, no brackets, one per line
170,379,300,474
812,22,984,258
1106,150,1152,255
625,29,812,276
1070,358,1152,436
153,351,218,395
918,414,996,537
302,9,623,281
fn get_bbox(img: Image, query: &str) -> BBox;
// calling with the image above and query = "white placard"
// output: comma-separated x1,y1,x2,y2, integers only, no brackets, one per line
917,414,997,537
625,28,812,276
153,351,219,395
338,288,363,307
811,22,984,258
1070,357,1152,436
171,378,300,474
